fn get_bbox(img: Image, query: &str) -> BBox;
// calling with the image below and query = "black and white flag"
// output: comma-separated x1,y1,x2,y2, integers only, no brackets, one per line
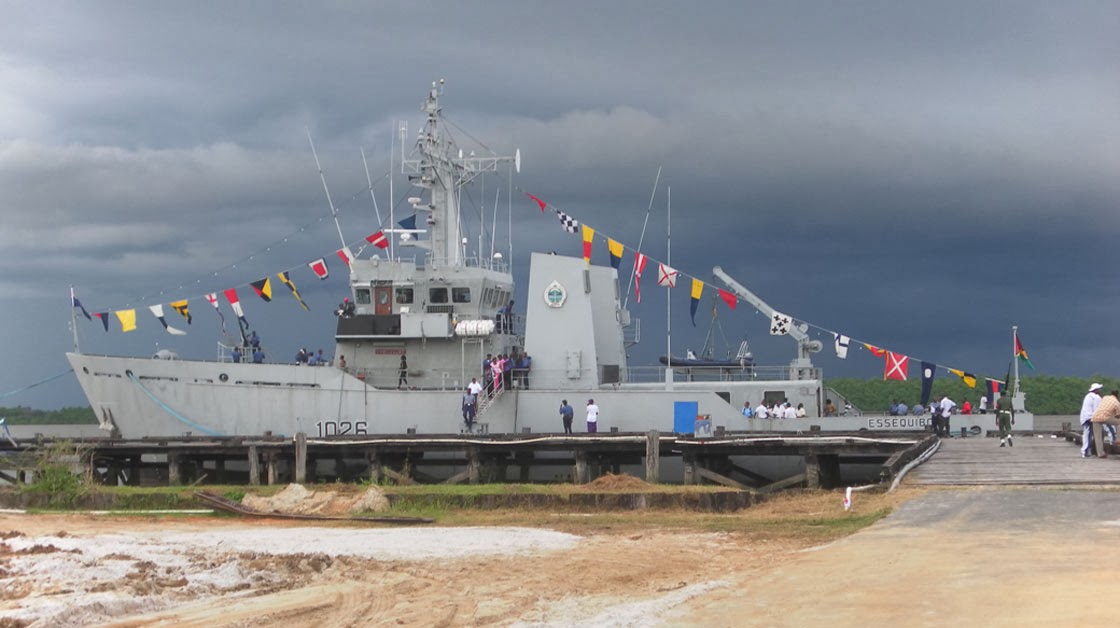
770,311,792,335
834,333,850,359
556,210,579,233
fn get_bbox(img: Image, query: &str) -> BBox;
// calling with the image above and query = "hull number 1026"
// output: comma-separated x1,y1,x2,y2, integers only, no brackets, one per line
315,421,368,437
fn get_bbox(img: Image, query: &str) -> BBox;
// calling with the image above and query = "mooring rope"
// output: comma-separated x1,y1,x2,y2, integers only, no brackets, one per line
125,371,224,437
0,369,74,400
889,439,941,492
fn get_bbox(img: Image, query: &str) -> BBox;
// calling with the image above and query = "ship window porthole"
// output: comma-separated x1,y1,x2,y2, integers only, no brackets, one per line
219,373,229,382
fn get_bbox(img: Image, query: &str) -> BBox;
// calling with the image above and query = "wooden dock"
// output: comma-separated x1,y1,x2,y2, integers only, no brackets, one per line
906,433,1119,486
1,431,932,491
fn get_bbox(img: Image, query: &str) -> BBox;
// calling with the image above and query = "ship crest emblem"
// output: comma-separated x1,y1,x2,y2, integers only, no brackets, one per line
544,281,567,308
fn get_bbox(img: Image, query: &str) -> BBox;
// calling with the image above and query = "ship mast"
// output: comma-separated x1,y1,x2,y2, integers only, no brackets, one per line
401,79,519,267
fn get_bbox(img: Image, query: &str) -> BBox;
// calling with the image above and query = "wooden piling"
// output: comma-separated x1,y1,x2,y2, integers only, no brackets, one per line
573,450,589,484
266,452,278,486
294,432,307,484
682,452,696,485
467,446,481,484
645,430,660,483
168,452,181,486
248,445,260,485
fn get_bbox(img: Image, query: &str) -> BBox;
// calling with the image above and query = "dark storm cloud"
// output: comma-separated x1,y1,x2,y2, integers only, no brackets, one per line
1,2,1117,408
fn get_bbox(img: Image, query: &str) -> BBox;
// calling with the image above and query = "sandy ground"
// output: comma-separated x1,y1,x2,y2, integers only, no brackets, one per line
1,487,1117,627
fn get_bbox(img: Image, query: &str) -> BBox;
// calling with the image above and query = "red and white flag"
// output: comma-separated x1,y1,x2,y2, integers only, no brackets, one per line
308,258,329,279
365,230,389,249
656,263,678,288
634,252,648,303
223,288,246,321
885,352,909,381
205,292,227,333
336,246,355,266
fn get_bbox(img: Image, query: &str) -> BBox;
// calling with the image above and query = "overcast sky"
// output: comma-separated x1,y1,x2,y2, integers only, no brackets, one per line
2,2,1118,410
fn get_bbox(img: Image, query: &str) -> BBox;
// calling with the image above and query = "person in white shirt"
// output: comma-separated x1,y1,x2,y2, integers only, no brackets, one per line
979,395,989,414
938,396,957,437
585,399,600,433
467,377,483,401
755,403,770,419
1079,383,1103,458
796,403,807,418
782,404,797,420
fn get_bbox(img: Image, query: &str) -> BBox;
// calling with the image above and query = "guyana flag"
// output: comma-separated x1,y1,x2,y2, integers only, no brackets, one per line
1014,330,1034,370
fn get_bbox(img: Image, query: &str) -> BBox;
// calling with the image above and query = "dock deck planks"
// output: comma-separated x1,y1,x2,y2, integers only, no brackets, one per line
908,435,1119,486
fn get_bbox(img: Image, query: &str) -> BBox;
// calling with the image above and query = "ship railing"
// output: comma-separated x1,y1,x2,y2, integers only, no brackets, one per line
622,365,822,384
460,254,509,273
344,363,823,391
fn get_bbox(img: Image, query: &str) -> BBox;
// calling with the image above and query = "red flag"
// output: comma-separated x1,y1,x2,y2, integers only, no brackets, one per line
884,352,909,380
581,225,594,265
308,258,329,279
525,192,548,212
717,288,737,309
365,230,389,249
864,343,887,358
336,247,355,266
634,252,648,304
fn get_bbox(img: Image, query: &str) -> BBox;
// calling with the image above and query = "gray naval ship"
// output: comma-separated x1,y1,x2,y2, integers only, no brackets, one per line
66,81,1030,439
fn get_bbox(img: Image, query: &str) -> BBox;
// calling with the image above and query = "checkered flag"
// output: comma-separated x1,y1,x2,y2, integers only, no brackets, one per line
556,210,579,233
770,311,792,335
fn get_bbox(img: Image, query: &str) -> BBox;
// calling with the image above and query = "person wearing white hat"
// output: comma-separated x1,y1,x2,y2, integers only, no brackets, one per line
1078,383,1103,458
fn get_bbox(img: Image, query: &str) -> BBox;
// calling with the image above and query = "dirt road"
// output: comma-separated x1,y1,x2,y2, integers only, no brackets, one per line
671,488,1120,627
2,487,1116,627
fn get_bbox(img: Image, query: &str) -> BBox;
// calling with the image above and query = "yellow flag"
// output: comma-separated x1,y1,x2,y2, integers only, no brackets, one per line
115,309,137,332
691,278,704,300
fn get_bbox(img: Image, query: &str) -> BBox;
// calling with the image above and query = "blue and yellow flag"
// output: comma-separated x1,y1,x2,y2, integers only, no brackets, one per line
607,238,624,269
690,279,704,326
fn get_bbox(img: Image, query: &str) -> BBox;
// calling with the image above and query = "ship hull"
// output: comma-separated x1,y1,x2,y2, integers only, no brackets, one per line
66,352,1028,438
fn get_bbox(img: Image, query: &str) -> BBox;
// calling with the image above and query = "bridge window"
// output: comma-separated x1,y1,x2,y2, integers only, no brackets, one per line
396,287,414,304
452,287,471,303
355,288,371,304
429,287,448,304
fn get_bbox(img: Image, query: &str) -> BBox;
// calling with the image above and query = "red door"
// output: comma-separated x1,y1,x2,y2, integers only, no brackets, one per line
374,284,392,315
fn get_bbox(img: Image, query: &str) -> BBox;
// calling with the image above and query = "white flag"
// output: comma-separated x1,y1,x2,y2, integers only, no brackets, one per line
770,311,792,335
657,263,678,288
834,333,850,359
